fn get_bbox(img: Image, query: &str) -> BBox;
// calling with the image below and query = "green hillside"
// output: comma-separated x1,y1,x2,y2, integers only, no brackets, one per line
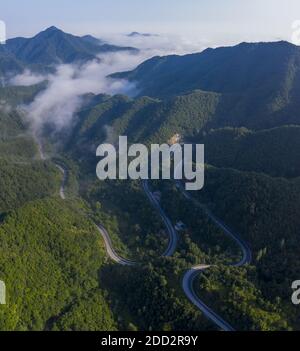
0,27,138,76
0,159,61,214
1,32,300,331
197,125,300,178
66,90,221,165
66,85,300,168
0,198,116,331
194,167,300,315
114,41,300,129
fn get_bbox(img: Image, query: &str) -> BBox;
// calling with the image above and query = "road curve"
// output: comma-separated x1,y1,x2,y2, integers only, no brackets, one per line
182,265,235,332
37,140,67,201
176,181,252,265
51,152,251,331
52,159,135,266
177,181,252,331
95,179,178,266
142,180,178,257
52,165,176,265
98,180,178,264
96,224,135,266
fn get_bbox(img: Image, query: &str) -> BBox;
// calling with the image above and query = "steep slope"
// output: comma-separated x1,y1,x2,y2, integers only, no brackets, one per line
64,90,220,167
0,46,24,77
114,41,300,129
0,84,46,160
0,159,60,214
197,125,300,178
0,27,138,75
65,89,300,170
196,167,300,317
115,41,299,97
0,84,44,106
0,198,116,331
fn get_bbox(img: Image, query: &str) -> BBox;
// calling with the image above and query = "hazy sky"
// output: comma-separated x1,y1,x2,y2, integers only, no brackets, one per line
1,0,300,45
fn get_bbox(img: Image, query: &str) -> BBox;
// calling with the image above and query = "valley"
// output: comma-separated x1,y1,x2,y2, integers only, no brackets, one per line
0,26,299,332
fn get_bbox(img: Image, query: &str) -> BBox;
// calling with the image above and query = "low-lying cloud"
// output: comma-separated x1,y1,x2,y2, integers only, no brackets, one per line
10,32,207,137
0,100,12,114
10,70,46,87
101,32,208,56
13,51,147,136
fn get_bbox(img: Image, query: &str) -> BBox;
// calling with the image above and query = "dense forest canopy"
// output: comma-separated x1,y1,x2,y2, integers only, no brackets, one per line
0,29,299,331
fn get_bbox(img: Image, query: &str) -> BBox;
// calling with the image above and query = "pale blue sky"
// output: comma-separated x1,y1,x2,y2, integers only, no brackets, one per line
1,0,300,45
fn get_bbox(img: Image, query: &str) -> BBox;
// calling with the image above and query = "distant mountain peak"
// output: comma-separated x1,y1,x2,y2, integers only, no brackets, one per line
43,26,62,33
0,26,139,71
127,32,158,38
235,40,295,48
81,34,103,46
34,26,64,39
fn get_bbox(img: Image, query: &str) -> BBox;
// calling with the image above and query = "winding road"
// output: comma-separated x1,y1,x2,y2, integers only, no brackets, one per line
37,141,67,201
142,180,178,257
96,224,135,266
52,162,135,265
182,265,235,331
50,151,252,331
176,181,252,266
96,181,178,265
177,180,252,331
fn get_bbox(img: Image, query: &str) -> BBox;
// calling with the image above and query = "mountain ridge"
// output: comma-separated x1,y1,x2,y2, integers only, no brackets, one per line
0,26,138,76
113,40,299,97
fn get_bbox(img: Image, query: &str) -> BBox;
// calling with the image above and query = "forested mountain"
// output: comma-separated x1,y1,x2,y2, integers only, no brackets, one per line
0,27,138,76
0,198,117,331
0,85,45,159
196,126,300,178
0,48,23,77
0,29,299,331
113,41,300,129
194,166,300,327
64,89,300,168
115,41,300,97
66,91,220,159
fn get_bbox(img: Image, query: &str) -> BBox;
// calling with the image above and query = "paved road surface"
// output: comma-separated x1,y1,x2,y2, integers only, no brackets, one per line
182,265,235,331
142,180,178,257
53,159,135,265
176,181,252,265
177,180,252,331
50,152,252,331
96,224,135,266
